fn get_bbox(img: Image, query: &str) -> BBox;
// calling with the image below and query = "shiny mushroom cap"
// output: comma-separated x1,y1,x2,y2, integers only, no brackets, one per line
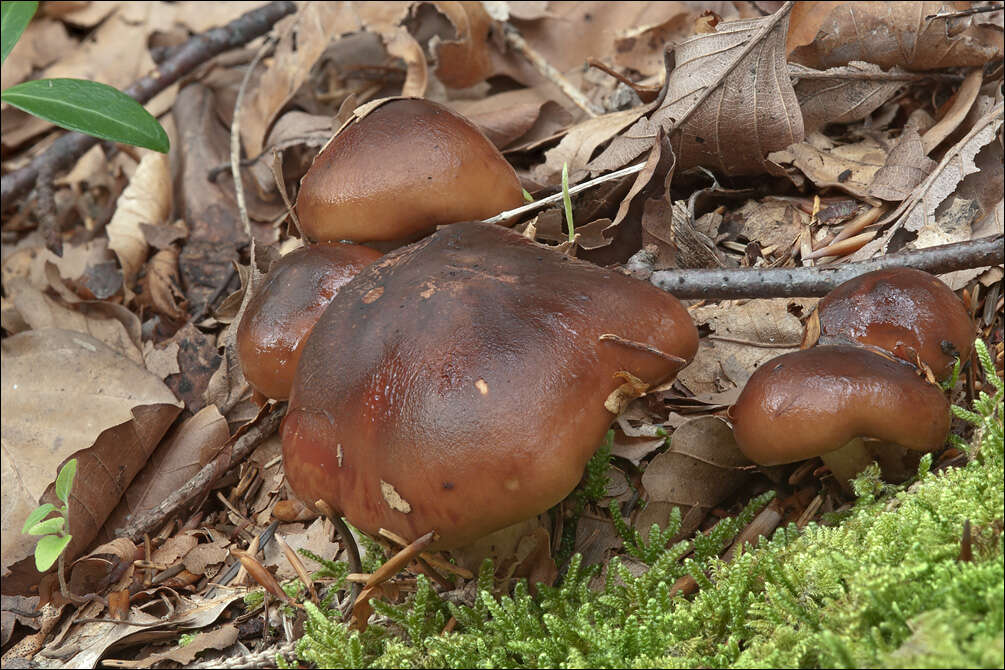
282,222,699,549
237,243,381,399
812,267,974,380
730,345,950,466
295,98,525,244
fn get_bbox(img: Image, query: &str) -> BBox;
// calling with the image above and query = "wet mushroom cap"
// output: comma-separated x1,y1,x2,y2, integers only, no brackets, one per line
814,267,973,380
295,98,525,243
730,345,951,466
282,222,699,549
237,243,382,399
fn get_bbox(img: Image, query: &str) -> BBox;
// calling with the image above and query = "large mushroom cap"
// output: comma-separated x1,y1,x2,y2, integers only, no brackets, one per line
237,243,381,399
730,345,950,466
283,222,698,548
295,98,525,243
813,267,973,380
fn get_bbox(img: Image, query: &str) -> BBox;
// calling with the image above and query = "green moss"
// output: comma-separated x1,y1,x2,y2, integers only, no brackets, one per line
293,341,1004,668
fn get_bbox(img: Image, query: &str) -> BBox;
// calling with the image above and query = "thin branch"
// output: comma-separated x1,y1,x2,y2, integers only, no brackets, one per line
634,235,1003,299
1,1,297,209
482,162,647,224
117,403,286,542
231,37,276,240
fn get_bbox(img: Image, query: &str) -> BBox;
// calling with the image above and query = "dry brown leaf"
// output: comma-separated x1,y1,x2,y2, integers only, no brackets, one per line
641,416,752,508
789,2,1003,71
132,623,239,668
591,7,804,176
100,407,229,542
384,26,429,97
241,3,405,156
535,107,647,184
869,128,937,201
5,279,143,363
417,1,494,89
68,538,137,597
852,103,1004,263
170,1,269,33
264,519,341,580
135,246,188,321
182,539,231,577
792,61,907,132
451,88,573,149
2,329,181,594
677,298,812,398
106,152,172,294
728,199,809,254
612,5,698,76
769,133,889,199
46,1,121,27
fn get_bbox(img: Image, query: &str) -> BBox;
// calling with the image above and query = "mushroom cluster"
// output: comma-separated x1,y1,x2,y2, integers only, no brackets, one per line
238,100,699,550
730,268,974,485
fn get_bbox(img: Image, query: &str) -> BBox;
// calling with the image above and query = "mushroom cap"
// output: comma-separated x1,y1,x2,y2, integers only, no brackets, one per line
295,98,525,243
730,345,950,466
814,267,973,380
282,222,698,548
237,243,381,399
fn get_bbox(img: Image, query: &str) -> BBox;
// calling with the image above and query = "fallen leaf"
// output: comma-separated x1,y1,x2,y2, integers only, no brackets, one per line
133,623,240,668
535,107,647,184
789,1,1003,71
417,1,494,89
100,406,230,542
592,6,804,176
68,539,138,597
2,330,181,594
105,152,172,295
869,128,937,201
264,518,341,580
792,61,907,133
135,246,189,321
769,132,889,199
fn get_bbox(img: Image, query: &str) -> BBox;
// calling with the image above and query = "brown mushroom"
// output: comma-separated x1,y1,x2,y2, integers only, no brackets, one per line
295,98,525,244
730,345,950,484
282,222,698,549
237,242,381,399
805,267,974,381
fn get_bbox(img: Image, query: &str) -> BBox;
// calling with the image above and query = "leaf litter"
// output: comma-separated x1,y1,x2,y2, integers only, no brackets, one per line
0,0,1002,666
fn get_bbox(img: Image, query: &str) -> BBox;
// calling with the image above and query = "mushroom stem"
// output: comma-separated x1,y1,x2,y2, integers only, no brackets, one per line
819,437,874,492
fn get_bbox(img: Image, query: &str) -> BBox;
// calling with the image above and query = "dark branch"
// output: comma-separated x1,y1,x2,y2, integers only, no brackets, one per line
1,1,296,209
632,235,1004,299
117,403,285,543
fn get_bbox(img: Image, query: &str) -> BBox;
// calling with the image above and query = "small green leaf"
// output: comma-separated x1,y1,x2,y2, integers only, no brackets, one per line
522,188,534,203
21,503,56,534
28,516,65,536
1,78,169,152
34,534,72,572
55,458,77,505
1,1,38,64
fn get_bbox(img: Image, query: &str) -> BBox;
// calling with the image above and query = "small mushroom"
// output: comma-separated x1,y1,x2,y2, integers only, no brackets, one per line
282,222,698,549
237,242,381,399
295,98,525,244
730,345,950,484
806,267,974,380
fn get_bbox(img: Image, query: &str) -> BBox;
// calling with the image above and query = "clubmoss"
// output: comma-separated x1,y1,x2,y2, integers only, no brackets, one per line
293,341,1004,668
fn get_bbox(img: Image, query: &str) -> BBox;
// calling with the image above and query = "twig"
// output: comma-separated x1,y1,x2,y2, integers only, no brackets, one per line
481,162,647,224
636,235,1003,299
926,4,1003,20
1,1,297,209
117,403,286,542
502,23,603,117
789,67,963,82
35,157,62,256
230,37,276,240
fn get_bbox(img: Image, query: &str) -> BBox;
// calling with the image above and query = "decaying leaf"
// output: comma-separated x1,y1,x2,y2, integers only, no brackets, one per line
592,6,804,176
789,1,1004,71
2,330,181,594
792,61,907,132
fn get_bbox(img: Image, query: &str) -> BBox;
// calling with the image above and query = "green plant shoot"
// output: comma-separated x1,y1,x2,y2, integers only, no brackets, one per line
1,2,169,152
22,458,76,572
561,161,575,242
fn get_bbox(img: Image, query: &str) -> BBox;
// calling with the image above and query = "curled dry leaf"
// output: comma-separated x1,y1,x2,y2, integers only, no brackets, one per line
535,107,647,184
68,538,138,598
591,6,804,176
105,152,172,295
129,623,239,669
383,26,429,97
263,518,340,580
789,1,1003,71
418,1,494,89
852,103,1004,267
1,330,181,595
769,133,889,199
135,246,189,321
641,416,752,509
